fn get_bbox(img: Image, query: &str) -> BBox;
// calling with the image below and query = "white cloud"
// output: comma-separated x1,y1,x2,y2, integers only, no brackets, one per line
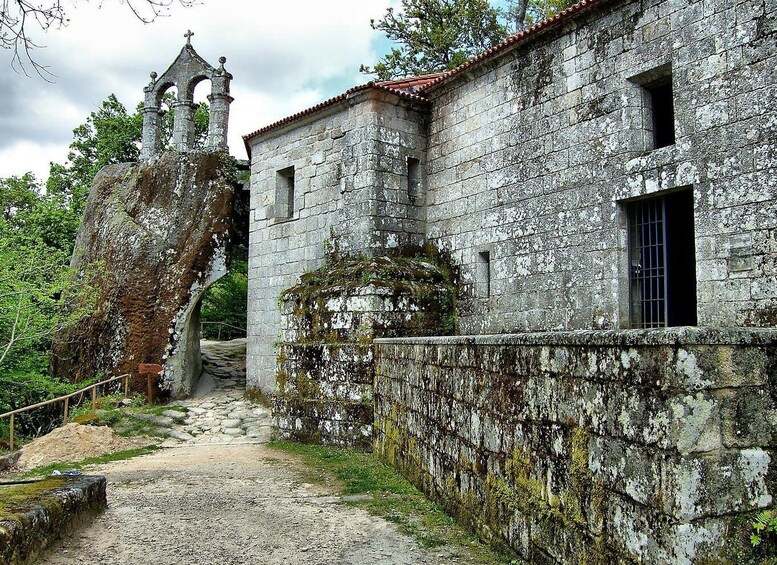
0,0,392,179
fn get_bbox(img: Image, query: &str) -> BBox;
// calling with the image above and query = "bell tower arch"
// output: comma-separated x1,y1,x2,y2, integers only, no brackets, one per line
140,31,233,160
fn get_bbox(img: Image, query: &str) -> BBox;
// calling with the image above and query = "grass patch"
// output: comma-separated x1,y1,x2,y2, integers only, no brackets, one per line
269,440,520,564
21,445,159,478
71,395,187,438
244,388,272,408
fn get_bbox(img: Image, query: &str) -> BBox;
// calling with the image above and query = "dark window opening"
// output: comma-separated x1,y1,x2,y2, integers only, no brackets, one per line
627,189,696,328
276,166,295,220
646,78,675,149
478,251,491,298
407,157,421,203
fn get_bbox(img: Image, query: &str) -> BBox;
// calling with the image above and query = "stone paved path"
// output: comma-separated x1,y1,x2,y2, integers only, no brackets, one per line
159,339,273,446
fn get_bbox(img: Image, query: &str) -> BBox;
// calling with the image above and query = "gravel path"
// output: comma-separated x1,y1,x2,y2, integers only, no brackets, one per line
39,444,457,564
38,340,462,564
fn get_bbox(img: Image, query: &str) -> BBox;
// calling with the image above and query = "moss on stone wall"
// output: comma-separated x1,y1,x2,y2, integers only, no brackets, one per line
274,247,459,450
0,475,106,564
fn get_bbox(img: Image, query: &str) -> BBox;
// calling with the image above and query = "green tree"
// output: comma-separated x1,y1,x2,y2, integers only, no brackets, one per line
504,0,575,31
47,94,142,216
46,93,209,217
200,258,248,340
156,92,210,152
363,0,576,80
0,175,98,371
361,0,508,80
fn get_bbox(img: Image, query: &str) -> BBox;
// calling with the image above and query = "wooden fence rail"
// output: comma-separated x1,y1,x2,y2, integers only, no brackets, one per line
0,373,130,451
200,321,246,340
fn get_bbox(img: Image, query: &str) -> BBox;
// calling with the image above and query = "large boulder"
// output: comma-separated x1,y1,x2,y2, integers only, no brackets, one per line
52,151,245,398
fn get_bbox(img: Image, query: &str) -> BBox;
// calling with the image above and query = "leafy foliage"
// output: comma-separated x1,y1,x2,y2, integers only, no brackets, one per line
363,0,576,80
751,510,777,549
157,92,211,151
0,370,95,441
47,93,209,216
503,0,575,30
47,94,142,217
362,0,508,80
0,174,99,370
200,258,248,340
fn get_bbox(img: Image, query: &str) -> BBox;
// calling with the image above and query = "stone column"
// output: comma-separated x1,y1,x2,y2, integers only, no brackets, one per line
206,92,234,151
140,106,163,160
172,100,198,152
140,75,162,160
206,57,233,152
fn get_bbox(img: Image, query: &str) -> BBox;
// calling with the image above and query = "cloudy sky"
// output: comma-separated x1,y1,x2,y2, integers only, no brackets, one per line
0,0,397,181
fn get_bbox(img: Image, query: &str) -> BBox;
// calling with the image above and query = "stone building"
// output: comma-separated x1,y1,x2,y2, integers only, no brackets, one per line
244,0,776,390
242,0,776,561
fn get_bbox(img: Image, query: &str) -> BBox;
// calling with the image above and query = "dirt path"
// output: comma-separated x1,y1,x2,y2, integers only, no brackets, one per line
39,444,456,565
38,341,462,564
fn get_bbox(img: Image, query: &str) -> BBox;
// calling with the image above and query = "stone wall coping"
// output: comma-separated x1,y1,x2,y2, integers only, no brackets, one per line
375,327,777,347
0,475,107,564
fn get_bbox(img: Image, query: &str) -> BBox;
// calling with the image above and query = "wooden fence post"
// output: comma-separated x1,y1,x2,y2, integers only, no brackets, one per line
138,363,163,404
9,413,14,451
63,397,69,425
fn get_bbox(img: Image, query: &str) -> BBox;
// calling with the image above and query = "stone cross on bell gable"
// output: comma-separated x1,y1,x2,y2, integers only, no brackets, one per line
140,33,233,160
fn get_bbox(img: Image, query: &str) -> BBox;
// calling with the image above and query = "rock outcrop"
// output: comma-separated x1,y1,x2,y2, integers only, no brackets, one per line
52,152,246,398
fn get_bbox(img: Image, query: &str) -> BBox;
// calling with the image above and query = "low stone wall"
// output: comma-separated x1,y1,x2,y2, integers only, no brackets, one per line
0,475,107,564
374,329,777,564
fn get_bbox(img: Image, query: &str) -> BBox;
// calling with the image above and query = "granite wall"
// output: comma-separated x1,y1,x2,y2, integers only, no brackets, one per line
274,255,455,448
374,329,777,564
246,91,429,393
423,0,777,333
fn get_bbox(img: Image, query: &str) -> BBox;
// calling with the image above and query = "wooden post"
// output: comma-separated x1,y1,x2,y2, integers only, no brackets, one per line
9,413,14,451
124,375,129,396
138,363,163,404
63,397,69,425
91,386,97,414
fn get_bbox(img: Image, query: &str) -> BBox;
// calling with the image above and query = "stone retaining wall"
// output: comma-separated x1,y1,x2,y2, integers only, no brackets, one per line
374,328,777,564
0,475,107,564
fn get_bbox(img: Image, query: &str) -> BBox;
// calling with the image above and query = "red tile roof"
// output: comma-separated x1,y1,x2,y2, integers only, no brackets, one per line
242,81,431,145
242,0,605,149
376,72,446,93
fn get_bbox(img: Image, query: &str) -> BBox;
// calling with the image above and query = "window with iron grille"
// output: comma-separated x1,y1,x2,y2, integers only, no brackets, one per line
627,189,697,328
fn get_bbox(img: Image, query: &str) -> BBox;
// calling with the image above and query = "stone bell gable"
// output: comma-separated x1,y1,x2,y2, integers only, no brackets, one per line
140,31,233,159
